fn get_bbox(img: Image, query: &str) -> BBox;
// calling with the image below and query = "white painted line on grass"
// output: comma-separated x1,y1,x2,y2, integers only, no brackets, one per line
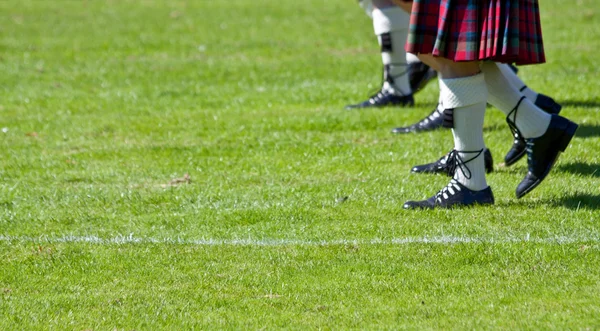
0,234,599,246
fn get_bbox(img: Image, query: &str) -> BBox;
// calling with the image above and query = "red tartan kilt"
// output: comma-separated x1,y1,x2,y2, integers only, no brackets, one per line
406,0,546,65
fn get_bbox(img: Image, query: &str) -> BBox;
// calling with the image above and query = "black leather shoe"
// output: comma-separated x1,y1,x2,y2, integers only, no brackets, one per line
535,93,562,115
503,131,527,167
504,94,563,166
409,62,437,93
346,64,415,109
345,90,414,109
391,107,443,134
516,114,578,199
411,148,494,175
403,179,494,209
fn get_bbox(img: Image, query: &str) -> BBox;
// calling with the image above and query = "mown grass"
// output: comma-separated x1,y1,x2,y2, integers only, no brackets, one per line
1,0,599,329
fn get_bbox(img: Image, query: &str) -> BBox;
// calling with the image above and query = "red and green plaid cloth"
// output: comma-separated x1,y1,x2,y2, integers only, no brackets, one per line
406,0,546,65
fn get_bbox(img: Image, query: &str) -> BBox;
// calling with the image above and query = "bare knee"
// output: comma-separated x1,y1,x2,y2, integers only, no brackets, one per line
417,54,480,78
372,0,397,8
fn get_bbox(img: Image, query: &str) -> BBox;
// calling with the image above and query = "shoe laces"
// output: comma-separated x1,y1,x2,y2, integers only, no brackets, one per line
444,149,485,179
525,140,536,169
430,150,450,170
368,63,410,99
368,90,388,103
435,179,462,203
416,107,442,126
506,96,527,144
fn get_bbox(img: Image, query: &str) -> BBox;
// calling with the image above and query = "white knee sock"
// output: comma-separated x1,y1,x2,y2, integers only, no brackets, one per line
440,73,488,191
372,7,411,96
482,62,551,139
497,63,539,102
435,76,444,115
406,53,421,64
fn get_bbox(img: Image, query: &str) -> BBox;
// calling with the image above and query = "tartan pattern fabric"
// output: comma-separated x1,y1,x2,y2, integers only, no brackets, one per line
406,0,545,65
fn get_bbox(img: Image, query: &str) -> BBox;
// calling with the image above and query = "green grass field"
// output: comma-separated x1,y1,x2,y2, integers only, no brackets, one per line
1,0,600,329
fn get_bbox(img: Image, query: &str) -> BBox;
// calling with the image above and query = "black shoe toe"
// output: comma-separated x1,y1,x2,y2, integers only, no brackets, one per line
403,197,435,210
392,107,443,134
346,90,414,109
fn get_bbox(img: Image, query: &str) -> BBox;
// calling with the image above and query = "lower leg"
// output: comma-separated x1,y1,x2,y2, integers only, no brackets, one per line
404,58,493,209
347,1,414,109
480,62,578,198
439,71,488,191
428,58,488,190
371,2,412,96
497,64,538,101
481,61,551,139
497,63,562,114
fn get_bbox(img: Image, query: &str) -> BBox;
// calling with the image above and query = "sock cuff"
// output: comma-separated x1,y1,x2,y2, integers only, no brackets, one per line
372,7,410,35
440,73,487,109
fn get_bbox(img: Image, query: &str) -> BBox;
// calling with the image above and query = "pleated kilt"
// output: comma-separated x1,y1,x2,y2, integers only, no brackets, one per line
406,0,546,65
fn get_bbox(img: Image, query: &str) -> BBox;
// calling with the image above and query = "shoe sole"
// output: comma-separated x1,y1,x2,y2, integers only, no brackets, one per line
516,121,579,199
345,101,415,110
404,200,494,210
391,125,442,134
410,167,445,174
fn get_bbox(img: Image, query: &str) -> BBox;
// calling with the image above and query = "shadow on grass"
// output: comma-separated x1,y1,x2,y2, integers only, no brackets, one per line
551,193,600,210
574,124,600,138
556,162,600,177
500,193,600,210
484,121,600,138
559,100,600,110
